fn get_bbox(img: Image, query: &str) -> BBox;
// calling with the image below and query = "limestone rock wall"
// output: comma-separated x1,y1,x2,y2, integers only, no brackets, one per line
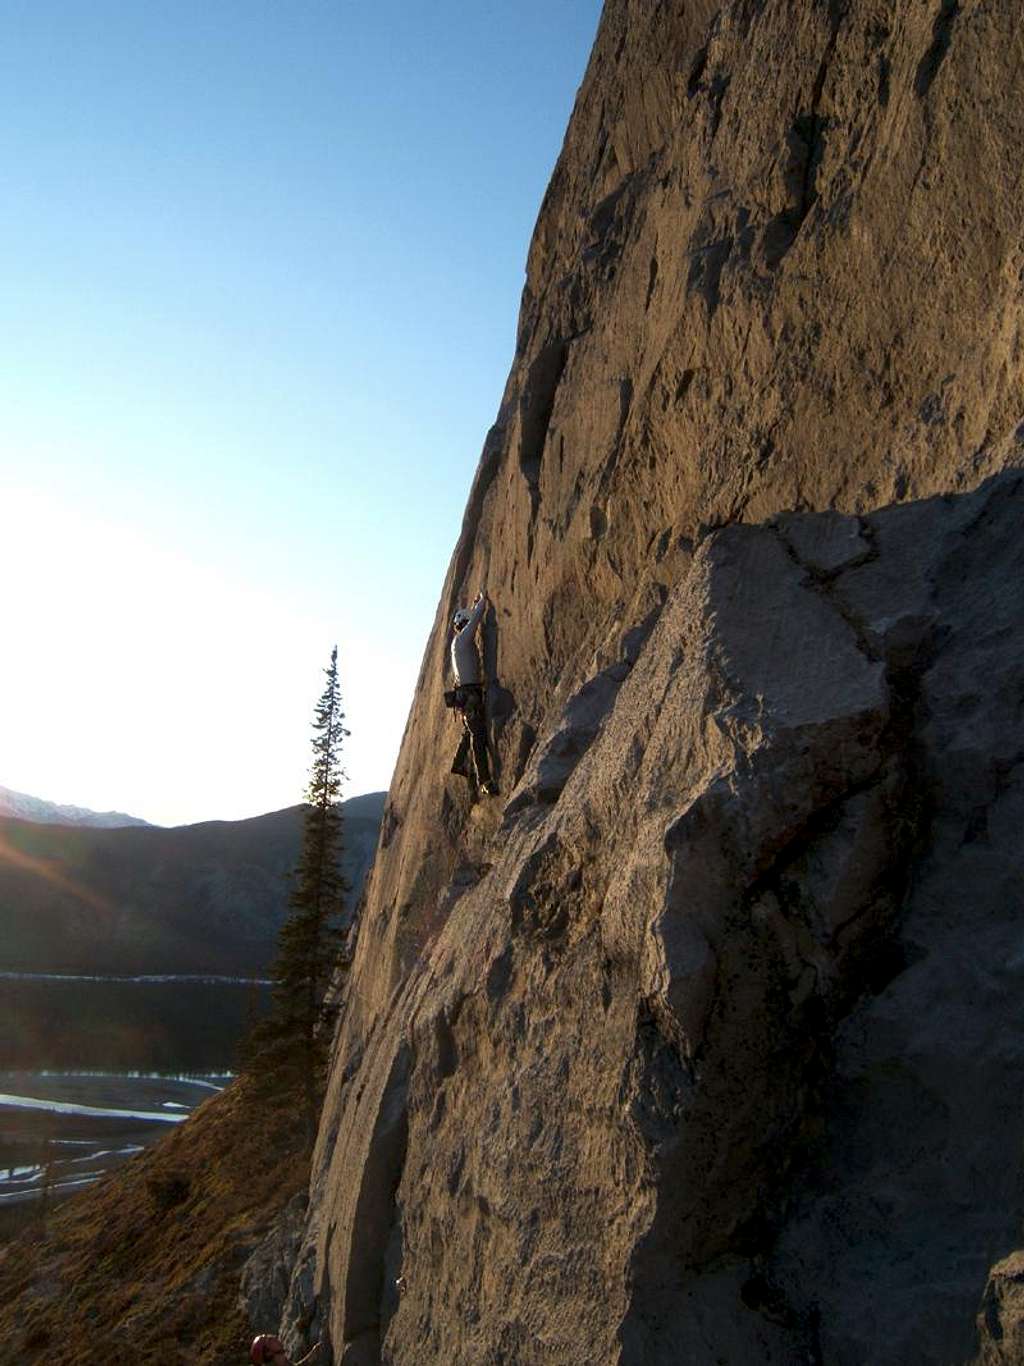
287,3,1024,1362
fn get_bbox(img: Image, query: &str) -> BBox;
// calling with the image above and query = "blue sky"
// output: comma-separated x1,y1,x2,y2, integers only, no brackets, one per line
0,1,602,826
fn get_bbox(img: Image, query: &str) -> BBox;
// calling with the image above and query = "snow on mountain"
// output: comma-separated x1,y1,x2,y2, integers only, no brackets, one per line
0,785,150,829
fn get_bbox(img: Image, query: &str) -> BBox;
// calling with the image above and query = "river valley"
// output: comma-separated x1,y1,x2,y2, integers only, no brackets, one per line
0,973,272,1230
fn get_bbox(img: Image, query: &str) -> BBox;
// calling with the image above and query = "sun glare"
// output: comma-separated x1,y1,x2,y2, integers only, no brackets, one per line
0,484,377,826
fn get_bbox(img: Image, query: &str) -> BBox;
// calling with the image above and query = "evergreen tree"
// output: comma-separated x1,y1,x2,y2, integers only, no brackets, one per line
246,646,351,1131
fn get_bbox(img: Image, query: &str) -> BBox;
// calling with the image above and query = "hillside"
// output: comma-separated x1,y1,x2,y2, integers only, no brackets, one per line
0,793,385,976
0,793,387,1360
0,1078,309,1364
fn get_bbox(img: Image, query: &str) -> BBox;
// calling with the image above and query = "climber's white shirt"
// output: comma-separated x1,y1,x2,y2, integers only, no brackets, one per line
451,597,485,685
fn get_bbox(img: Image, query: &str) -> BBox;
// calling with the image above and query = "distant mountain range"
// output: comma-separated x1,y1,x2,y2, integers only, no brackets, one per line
0,792,385,975
0,785,150,828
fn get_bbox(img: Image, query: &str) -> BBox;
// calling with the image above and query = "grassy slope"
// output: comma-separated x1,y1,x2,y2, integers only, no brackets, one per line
0,1076,308,1364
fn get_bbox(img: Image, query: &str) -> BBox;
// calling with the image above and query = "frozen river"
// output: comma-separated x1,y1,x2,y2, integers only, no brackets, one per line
0,1071,229,1206
0,970,268,1218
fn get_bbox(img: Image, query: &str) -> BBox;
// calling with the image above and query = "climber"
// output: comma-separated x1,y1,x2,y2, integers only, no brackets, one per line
249,1333,321,1365
450,588,498,796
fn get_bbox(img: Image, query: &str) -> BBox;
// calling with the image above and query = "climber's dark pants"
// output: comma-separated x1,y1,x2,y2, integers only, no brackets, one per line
456,685,492,787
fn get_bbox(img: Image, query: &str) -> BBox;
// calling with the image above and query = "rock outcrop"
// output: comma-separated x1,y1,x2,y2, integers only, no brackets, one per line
286,3,1024,1362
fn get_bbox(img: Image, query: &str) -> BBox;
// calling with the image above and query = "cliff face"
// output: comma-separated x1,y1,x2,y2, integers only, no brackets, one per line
289,3,1024,1362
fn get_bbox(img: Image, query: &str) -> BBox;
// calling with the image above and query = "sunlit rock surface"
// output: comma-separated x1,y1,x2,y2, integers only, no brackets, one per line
286,2,1024,1361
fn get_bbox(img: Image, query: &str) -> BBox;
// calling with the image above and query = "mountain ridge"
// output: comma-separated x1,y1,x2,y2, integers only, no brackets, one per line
0,791,385,976
0,783,149,829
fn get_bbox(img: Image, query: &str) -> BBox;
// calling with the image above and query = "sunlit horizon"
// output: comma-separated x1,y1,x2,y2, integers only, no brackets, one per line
0,483,404,827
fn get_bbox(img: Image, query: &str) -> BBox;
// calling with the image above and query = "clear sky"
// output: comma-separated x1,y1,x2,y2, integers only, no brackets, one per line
0,0,602,827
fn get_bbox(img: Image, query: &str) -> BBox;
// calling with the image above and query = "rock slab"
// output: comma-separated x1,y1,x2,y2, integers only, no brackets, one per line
285,2,1024,1362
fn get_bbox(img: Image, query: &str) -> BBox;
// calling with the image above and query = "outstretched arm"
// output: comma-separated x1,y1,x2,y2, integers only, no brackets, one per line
463,589,488,638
